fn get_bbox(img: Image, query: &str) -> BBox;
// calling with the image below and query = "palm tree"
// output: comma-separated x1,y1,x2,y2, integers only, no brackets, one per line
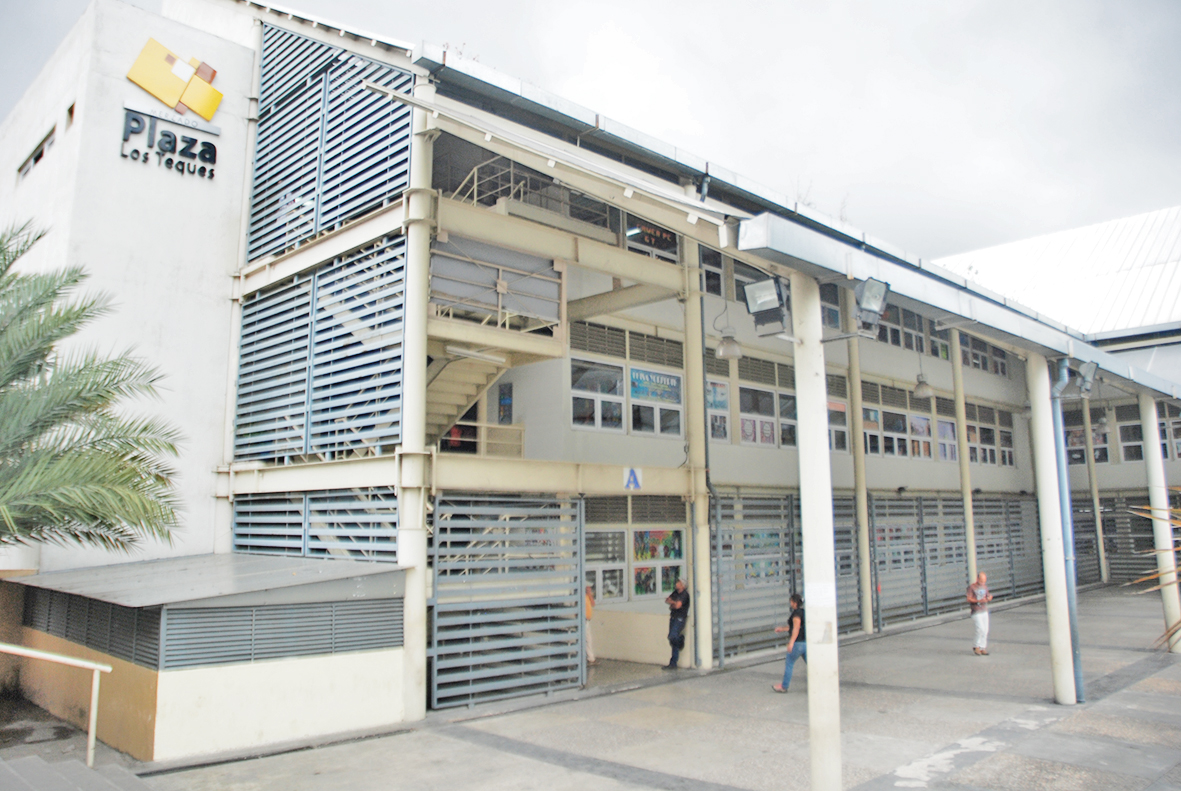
1123,490,1181,648
0,222,180,550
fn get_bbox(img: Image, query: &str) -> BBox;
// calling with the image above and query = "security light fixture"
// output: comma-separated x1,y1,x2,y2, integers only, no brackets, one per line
1077,361,1099,398
741,277,790,337
853,278,890,327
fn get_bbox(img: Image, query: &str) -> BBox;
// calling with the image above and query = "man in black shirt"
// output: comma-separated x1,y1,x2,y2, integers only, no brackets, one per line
664,578,690,669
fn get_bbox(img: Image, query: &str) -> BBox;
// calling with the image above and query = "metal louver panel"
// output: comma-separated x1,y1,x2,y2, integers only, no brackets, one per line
737,357,776,385
826,374,848,399
777,363,795,389
909,393,932,413
629,333,683,368
585,496,628,524
161,599,404,670
22,589,161,670
570,322,626,358
429,495,583,709
235,276,313,462
630,495,686,523
234,488,399,562
861,382,881,404
977,406,996,424
704,354,730,378
249,26,412,261
880,386,908,409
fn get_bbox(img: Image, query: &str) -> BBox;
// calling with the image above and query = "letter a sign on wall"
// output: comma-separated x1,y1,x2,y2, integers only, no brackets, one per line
623,468,643,491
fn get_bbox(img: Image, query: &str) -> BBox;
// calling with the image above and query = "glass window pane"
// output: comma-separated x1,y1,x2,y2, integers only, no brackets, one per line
634,567,656,595
660,408,681,435
780,423,797,446
863,408,880,429
706,382,729,411
779,395,797,420
602,568,624,598
572,360,624,394
1123,444,1144,462
661,566,683,593
740,387,774,416
632,404,655,433
586,531,626,563
938,420,956,441
979,427,996,445
635,530,683,560
832,430,847,451
711,414,729,440
573,396,595,426
910,415,931,437
883,412,907,433
1120,424,1143,443
601,400,623,429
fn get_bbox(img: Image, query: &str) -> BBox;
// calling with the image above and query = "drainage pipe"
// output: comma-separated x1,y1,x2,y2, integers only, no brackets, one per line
1051,358,1085,702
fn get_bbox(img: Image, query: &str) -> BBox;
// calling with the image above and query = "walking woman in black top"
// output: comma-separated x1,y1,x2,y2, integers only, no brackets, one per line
772,593,806,693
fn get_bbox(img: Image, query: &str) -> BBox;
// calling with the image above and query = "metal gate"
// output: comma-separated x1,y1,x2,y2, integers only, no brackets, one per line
712,494,861,662
429,494,583,709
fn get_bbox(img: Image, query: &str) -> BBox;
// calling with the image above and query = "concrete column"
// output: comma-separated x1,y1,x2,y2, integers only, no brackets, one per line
399,75,438,721
683,243,713,669
1081,404,1108,583
950,331,977,580
791,272,842,791
1026,352,1077,705
845,300,873,634
1139,392,1181,651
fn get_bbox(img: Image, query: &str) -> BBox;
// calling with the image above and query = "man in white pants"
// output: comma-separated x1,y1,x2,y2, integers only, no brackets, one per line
967,572,993,656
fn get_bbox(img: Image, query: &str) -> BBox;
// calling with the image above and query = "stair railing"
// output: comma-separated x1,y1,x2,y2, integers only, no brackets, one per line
0,642,112,767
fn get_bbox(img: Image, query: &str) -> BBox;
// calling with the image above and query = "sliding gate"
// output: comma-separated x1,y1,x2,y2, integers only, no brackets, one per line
429,494,584,709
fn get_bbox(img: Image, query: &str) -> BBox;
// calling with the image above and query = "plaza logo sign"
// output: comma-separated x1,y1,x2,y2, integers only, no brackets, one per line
120,39,222,180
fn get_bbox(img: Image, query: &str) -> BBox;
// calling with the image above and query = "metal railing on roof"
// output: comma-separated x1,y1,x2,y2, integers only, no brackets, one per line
445,156,611,230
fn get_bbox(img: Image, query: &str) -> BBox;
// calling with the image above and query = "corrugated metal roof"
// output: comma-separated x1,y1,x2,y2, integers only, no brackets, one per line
14,553,403,608
935,207,1181,336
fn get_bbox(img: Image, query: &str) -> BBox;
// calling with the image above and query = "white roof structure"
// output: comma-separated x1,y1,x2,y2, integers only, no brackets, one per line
935,207,1181,339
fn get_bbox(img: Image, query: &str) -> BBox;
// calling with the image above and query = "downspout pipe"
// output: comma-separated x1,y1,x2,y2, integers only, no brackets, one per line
1051,358,1085,703
699,290,723,668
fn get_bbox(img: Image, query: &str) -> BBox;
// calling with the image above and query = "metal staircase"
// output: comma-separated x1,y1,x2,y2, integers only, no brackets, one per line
425,354,508,446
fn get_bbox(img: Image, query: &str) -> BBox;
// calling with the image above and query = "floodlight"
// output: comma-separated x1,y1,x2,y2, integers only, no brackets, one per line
854,278,890,326
1077,361,1099,398
743,278,782,315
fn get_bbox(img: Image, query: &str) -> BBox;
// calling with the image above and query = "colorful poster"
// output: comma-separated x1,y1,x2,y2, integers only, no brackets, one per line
634,566,656,596
634,530,683,560
630,368,682,405
706,381,728,411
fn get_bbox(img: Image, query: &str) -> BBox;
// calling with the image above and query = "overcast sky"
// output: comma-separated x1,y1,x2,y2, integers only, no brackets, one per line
5,0,1180,259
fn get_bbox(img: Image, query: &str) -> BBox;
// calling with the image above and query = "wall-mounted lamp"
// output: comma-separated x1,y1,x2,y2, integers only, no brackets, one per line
1077,361,1099,399
853,278,890,328
743,277,790,337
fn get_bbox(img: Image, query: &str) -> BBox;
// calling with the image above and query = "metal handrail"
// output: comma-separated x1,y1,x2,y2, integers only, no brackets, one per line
0,642,112,768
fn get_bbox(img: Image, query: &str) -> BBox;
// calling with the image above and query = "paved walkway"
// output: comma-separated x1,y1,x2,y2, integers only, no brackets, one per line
138,585,1181,790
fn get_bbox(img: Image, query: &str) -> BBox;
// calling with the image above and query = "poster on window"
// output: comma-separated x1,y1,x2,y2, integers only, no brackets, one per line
634,566,656,595
634,530,683,560
630,369,681,405
706,382,728,411
711,414,729,440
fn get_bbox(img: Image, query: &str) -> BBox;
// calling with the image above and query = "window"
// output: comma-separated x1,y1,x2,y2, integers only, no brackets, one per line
819,283,841,329
938,419,958,461
633,530,685,596
875,305,925,351
959,333,1008,377
625,214,678,262
630,367,683,437
779,393,797,447
586,530,627,600
497,382,513,425
967,423,997,464
18,128,55,179
733,261,766,306
829,401,848,451
740,386,777,446
1120,423,1144,462
700,246,723,296
910,414,933,458
863,407,881,455
571,360,624,431
999,429,1016,466
928,320,951,360
1065,413,1107,465
707,380,730,442
877,305,902,346
864,409,932,458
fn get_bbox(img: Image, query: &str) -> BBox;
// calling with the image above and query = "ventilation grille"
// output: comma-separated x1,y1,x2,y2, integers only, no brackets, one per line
162,599,403,670
777,364,795,389
998,410,1014,428
977,406,996,424
631,495,686,524
738,357,777,386
235,237,406,462
1115,404,1140,423
862,382,881,404
705,354,730,378
964,403,978,421
880,385,908,409
826,374,848,399
909,393,932,413
629,333,683,368
249,26,412,261
234,488,398,562
24,589,161,670
585,496,628,524
1063,410,1084,427
571,322,627,358
936,397,956,418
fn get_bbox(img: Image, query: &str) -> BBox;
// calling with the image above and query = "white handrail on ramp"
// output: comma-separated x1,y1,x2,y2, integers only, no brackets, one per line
0,642,112,767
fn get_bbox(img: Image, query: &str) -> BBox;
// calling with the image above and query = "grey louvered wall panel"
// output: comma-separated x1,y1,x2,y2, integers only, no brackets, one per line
162,599,404,670
308,237,405,455
235,276,313,461
430,495,583,709
249,25,412,261
234,237,405,462
234,488,398,562
22,589,161,670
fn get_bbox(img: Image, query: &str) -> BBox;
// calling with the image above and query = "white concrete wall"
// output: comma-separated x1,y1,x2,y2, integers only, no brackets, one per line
153,648,405,761
1,0,255,570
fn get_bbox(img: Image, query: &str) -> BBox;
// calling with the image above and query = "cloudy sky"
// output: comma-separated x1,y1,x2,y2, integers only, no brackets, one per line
5,0,1180,259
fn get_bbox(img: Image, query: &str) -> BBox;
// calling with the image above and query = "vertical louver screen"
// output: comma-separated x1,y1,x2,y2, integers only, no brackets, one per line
235,236,405,462
249,25,413,261
233,488,399,562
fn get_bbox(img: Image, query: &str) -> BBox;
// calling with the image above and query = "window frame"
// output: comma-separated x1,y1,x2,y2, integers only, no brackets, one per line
570,358,626,433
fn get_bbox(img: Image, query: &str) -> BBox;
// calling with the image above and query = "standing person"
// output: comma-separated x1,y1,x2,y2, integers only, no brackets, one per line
663,578,690,670
772,593,807,693
585,585,597,666
967,571,993,655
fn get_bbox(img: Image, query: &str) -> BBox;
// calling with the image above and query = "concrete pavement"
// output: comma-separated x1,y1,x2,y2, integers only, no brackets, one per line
139,585,1181,790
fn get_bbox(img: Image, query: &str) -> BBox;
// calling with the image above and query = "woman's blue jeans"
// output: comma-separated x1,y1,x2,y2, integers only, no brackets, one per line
782,642,807,689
